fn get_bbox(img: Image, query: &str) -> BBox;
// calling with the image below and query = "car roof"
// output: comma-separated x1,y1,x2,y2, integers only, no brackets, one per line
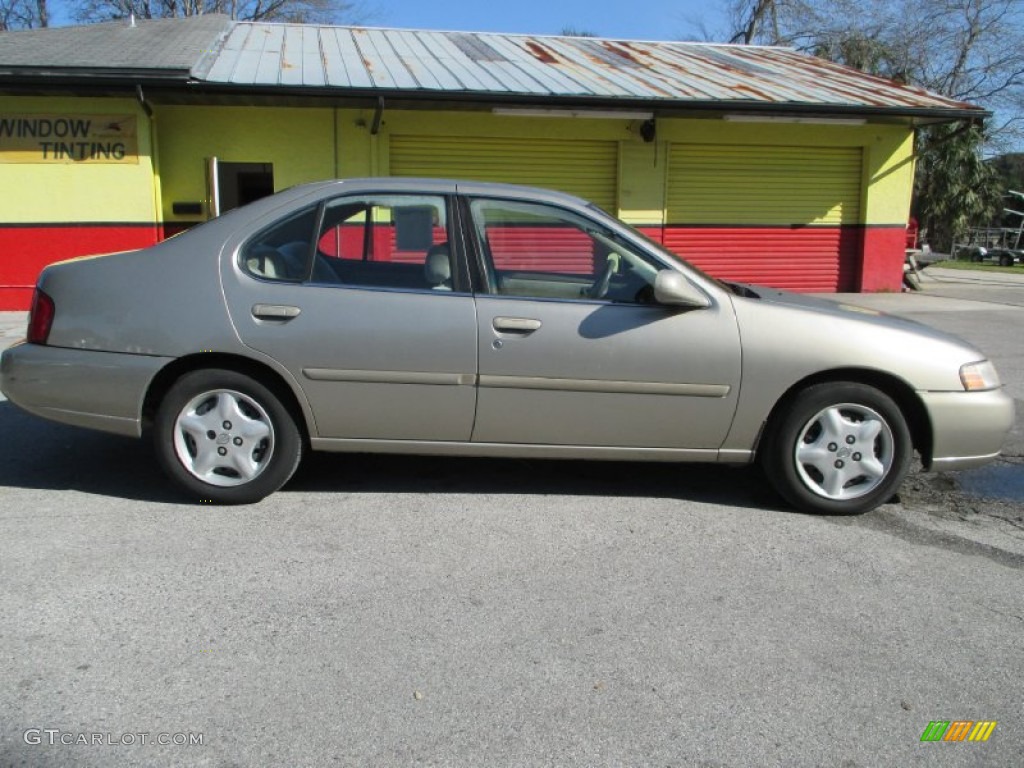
283,177,590,207
161,177,596,254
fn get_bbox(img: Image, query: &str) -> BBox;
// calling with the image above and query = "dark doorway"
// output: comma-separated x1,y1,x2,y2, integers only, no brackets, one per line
212,161,274,214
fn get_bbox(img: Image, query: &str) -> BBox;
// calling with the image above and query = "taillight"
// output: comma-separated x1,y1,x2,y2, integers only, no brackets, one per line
27,287,55,345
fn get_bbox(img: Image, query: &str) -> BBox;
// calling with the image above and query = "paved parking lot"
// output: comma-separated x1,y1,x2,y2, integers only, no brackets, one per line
1,271,1022,767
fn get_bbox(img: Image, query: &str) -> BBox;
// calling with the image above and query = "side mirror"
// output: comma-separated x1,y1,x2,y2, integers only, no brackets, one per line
654,270,710,309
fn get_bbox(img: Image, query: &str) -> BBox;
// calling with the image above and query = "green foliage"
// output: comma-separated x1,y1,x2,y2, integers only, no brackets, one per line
988,154,1024,195
933,260,1021,274
915,124,1002,252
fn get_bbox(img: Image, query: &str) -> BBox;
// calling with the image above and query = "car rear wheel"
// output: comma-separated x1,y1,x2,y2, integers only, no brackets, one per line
154,369,302,504
761,382,913,515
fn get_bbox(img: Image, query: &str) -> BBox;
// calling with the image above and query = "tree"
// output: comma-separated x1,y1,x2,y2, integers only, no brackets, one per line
989,153,1024,196
723,0,1024,130
717,0,1024,251
0,0,47,29
729,0,778,45
915,123,1001,252
560,26,597,37
74,0,367,23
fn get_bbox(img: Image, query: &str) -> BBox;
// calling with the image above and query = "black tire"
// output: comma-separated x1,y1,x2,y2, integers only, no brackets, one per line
998,252,1014,267
153,369,302,504
969,249,984,263
760,382,913,515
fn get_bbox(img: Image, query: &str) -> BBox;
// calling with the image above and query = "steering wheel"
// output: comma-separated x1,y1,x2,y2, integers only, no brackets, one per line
586,253,619,299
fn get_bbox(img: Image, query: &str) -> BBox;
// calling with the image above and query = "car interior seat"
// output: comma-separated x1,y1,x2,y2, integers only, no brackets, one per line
424,243,452,290
277,241,310,280
246,244,286,280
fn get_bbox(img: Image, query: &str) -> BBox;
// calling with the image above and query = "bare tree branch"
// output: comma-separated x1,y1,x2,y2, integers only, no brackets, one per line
0,0,47,29
730,0,779,44
70,0,371,24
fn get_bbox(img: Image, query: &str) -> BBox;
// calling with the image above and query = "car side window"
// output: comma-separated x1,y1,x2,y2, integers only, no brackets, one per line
240,206,318,282
313,195,454,292
468,198,661,304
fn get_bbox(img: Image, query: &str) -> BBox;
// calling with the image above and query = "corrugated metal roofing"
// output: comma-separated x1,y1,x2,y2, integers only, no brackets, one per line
0,15,982,118
195,22,981,116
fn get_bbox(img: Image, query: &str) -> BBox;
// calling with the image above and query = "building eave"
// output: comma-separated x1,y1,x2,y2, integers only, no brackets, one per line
0,74,987,126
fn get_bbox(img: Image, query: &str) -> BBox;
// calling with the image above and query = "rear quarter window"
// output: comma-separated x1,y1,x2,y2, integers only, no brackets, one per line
239,206,319,282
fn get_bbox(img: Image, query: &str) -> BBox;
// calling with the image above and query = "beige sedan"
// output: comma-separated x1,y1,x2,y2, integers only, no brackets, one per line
0,179,1014,513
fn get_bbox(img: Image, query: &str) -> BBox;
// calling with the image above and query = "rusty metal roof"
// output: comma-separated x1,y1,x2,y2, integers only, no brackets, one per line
194,22,983,119
0,17,983,119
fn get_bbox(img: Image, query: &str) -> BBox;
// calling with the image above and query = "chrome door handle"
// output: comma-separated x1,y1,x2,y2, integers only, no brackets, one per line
252,304,301,320
493,317,542,333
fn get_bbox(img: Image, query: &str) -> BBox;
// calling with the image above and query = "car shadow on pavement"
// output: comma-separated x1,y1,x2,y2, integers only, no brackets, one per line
0,401,186,504
290,448,783,512
0,400,784,511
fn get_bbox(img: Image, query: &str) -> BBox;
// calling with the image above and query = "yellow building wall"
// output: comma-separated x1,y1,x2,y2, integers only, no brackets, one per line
0,95,157,224
155,105,336,227
861,129,916,226
336,109,914,228
656,119,913,226
0,95,161,307
150,104,915,232
363,108,641,213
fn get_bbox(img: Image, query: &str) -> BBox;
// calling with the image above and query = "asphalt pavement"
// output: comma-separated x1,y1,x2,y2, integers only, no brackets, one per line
1,269,1022,768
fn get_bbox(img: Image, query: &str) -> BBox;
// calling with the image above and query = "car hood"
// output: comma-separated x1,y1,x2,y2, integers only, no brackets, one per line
724,281,993,395
731,282,971,347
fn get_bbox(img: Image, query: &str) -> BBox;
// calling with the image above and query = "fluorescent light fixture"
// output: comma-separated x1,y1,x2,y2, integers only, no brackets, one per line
492,107,654,120
723,114,866,125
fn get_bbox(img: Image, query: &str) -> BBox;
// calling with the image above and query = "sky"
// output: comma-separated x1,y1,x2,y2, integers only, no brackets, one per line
45,0,732,39
364,0,730,41
46,0,734,40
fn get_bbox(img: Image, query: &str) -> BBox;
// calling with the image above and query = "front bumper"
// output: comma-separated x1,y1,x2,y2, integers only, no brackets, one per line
1,342,171,437
919,388,1016,470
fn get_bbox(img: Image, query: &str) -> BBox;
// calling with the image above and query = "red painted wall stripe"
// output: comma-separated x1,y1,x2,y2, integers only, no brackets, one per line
0,221,907,310
663,225,861,292
860,226,906,293
641,225,903,293
0,223,160,310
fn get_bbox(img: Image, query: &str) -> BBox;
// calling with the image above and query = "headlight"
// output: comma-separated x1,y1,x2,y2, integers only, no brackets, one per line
960,360,1001,391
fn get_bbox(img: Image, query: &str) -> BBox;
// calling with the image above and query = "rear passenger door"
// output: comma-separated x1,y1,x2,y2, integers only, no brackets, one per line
222,192,480,442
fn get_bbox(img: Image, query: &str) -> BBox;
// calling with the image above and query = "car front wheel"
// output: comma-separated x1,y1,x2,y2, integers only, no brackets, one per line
154,369,302,504
761,382,913,515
